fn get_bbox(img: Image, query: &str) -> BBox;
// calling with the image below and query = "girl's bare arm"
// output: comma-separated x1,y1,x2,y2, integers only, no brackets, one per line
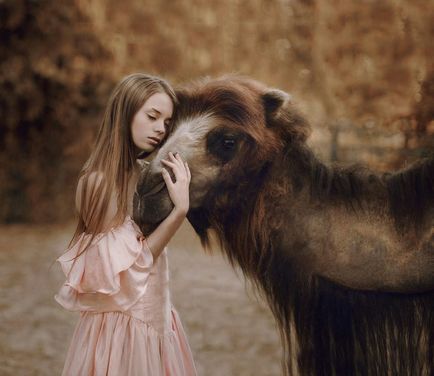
75,152,191,260
143,152,191,260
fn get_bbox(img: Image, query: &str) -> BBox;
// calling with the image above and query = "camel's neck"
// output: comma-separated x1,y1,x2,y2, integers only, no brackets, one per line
202,144,433,292
280,144,389,214
278,144,434,232
261,145,434,292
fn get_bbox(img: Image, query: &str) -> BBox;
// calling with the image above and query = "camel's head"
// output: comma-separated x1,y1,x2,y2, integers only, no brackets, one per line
133,76,310,236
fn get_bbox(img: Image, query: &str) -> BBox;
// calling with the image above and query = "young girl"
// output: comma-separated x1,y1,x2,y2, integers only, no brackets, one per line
54,73,197,375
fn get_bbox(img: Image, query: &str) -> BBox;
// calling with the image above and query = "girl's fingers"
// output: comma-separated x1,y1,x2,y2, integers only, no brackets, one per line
173,153,190,178
161,159,176,168
162,158,183,179
167,153,184,174
169,152,182,166
161,168,174,187
172,152,187,171
164,153,189,183
174,152,184,164
185,162,191,181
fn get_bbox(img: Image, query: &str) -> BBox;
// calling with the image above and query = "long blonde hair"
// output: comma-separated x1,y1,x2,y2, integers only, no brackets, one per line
64,73,177,262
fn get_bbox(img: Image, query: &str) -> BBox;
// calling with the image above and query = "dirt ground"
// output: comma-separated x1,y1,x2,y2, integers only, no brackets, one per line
0,220,282,376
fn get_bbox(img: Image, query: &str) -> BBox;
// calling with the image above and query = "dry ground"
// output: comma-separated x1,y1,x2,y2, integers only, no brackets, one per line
0,220,282,376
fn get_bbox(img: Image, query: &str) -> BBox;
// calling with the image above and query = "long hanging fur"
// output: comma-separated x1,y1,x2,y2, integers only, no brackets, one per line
192,141,434,375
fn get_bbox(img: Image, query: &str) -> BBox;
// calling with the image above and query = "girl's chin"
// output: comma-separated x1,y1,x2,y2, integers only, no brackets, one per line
137,142,156,152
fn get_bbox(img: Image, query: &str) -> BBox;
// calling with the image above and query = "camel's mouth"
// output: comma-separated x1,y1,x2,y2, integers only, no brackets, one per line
140,180,166,199
133,174,174,235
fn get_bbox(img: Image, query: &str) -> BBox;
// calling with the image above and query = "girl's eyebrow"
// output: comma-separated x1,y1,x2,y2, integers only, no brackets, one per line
150,107,171,119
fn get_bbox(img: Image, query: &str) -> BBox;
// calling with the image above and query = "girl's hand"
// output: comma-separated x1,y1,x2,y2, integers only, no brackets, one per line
161,152,191,215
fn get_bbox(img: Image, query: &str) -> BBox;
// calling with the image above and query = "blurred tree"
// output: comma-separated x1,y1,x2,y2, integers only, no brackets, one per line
414,71,434,135
0,0,432,223
289,0,434,168
0,0,115,223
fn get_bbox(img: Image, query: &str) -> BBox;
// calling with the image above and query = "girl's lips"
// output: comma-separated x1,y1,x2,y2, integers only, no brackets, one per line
147,137,160,145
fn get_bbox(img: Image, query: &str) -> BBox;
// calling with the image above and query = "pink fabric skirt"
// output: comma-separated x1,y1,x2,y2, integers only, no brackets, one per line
61,309,197,376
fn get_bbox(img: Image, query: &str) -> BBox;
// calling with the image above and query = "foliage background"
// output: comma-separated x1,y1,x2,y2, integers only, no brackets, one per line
1,0,433,224
0,1,433,375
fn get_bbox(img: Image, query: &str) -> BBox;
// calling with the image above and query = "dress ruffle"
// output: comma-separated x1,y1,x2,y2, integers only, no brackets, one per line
54,216,154,312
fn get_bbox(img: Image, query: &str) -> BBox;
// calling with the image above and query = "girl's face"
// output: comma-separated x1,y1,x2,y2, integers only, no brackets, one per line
131,92,174,154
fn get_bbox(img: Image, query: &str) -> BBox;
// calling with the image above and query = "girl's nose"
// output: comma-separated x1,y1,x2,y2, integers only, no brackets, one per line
155,120,166,134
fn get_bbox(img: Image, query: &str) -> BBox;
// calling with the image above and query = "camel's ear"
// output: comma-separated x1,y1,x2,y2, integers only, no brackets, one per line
262,89,292,116
262,88,310,142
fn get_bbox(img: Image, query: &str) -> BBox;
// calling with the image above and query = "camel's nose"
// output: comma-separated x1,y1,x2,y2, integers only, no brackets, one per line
136,168,166,198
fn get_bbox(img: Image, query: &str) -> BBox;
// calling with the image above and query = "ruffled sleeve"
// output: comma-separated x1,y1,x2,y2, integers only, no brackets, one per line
54,217,154,312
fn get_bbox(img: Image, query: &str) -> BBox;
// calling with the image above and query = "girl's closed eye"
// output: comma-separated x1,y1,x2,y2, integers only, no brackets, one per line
147,114,157,121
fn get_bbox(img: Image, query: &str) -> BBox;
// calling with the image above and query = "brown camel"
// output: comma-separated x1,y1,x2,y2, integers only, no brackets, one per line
133,76,434,375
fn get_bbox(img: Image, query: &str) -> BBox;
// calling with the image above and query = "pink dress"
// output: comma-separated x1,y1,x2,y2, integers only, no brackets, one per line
54,215,197,376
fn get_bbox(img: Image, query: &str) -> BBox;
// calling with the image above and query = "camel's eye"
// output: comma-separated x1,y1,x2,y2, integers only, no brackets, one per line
223,138,235,149
207,128,240,163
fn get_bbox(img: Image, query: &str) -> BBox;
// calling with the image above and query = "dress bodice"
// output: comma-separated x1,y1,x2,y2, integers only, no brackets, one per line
55,215,172,335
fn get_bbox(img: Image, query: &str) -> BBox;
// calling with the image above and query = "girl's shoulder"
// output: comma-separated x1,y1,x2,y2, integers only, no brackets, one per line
76,171,120,232
75,170,106,212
